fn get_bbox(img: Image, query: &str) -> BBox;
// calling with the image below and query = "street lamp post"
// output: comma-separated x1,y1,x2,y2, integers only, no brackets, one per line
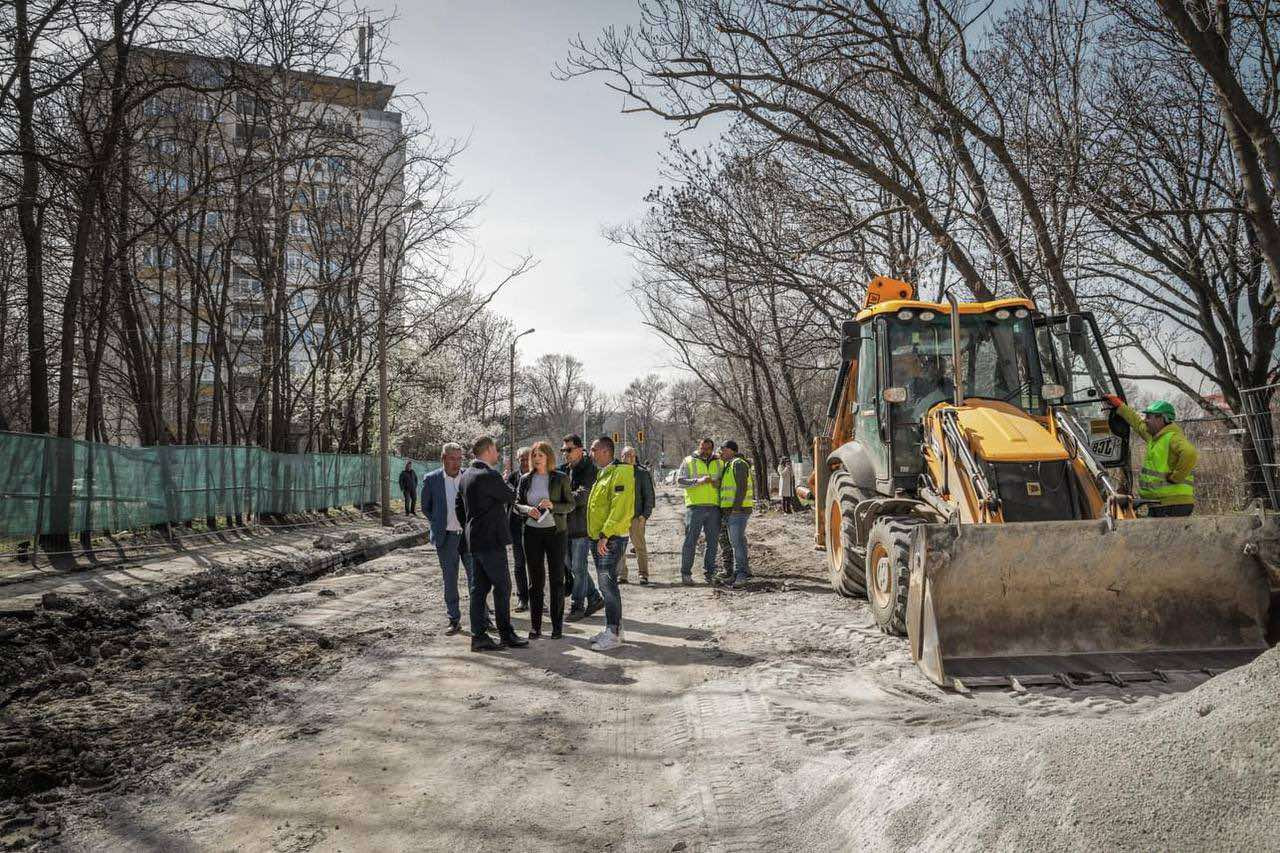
509,328,535,473
377,198,422,527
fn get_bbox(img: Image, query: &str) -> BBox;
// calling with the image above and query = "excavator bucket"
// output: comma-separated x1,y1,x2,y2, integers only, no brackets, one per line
907,515,1278,690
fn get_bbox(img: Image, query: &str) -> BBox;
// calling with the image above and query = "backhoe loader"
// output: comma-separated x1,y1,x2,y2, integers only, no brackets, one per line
819,276,1279,690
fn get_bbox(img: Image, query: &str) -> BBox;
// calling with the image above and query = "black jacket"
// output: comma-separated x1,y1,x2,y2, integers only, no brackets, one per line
398,467,419,493
634,464,656,519
505,469,525,526
515,469,576,534
455,460,515,552
559,454,597,538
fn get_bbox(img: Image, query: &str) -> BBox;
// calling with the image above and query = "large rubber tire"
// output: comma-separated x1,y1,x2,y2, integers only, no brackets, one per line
864,516,925,636
826,469,869,597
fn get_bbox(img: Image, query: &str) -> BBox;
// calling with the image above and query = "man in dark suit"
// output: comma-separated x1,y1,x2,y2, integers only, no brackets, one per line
456,435,528,652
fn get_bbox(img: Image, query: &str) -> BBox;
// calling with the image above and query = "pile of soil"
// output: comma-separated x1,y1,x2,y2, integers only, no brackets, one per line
813,645,1280,850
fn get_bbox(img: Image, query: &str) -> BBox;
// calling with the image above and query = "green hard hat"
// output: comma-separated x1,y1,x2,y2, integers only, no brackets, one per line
1142,400,1176,420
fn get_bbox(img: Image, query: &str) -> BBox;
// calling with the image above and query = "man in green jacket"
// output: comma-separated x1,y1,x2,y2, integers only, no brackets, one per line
1104,396,1198,517
586,435,635,651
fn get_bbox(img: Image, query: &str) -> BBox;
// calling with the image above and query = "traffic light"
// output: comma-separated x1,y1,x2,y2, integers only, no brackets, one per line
612,431,619,445
637,429,645,443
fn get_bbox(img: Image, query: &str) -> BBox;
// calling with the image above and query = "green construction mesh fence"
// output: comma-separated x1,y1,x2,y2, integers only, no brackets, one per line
0,432,438,540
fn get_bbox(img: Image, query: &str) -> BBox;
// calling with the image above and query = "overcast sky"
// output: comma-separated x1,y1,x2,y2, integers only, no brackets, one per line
384,1,702,393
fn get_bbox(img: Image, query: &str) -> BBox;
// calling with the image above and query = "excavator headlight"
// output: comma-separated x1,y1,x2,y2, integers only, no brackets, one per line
919,311,935,321
994,309,1010,319
897,310,915,321
1042,383,1065,400
1015,308,1029,318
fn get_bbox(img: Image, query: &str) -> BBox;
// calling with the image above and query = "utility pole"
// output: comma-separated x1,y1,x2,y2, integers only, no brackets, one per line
509,328,534,472
377,230,391,526
377,198,421,526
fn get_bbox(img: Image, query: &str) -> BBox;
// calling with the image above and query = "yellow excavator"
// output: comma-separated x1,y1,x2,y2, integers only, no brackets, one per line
817,277,1279,690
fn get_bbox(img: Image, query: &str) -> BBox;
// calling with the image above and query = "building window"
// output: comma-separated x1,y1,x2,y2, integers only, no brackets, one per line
142,245,175,269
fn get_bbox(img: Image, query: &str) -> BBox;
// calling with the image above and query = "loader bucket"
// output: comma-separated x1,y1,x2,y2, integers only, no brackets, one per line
906,515,1277,689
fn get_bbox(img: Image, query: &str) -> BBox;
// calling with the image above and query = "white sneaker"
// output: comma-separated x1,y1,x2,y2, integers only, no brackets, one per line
588,628,610,644
591,629,621,652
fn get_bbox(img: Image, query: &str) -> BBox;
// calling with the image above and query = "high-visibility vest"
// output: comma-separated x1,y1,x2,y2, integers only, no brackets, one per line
1138,429,1194,505
719,457,755,510
682,455,723,506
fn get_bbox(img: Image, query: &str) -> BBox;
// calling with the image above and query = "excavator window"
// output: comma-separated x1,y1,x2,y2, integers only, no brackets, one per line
882,311,1044,480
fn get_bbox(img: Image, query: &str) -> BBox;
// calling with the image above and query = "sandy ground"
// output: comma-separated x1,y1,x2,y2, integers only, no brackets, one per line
5,487,1277,851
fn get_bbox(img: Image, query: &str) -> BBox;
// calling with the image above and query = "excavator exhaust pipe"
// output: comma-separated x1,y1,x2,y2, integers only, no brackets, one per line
907,515,1278,690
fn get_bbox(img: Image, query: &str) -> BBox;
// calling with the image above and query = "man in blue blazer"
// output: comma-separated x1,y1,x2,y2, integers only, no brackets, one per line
421,442,481,635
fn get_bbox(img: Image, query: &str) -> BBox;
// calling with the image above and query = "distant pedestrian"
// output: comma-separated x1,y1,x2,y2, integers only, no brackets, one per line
676,437,724,585
586,435,634,651
515,440,574,639
399,461,419,515
420,444,481,635
559,434,605,620
617,446,654,585
715,441,754,586
778,459,797,514
505,446,532,612
455,435,527,652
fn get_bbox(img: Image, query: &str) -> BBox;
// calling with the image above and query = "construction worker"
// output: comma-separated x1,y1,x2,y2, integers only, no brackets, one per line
1103,395,1198,517
586,435,635,651
676,437,725,585
715,440,754,586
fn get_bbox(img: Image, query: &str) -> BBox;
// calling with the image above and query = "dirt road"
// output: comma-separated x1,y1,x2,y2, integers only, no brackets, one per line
21,488,1279,851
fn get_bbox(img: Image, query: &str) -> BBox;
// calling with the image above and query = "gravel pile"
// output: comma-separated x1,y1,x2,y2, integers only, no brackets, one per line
823,646,1280,850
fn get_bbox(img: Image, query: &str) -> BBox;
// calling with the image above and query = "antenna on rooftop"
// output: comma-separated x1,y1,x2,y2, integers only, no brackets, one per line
356,17,373,84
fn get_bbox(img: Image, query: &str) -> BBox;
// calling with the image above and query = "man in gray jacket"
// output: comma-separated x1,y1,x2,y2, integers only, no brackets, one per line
618,446,655,584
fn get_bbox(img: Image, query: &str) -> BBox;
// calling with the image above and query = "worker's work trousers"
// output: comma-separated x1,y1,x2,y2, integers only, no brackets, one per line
719,511,751,581
680,505,720,579
617,515,649,581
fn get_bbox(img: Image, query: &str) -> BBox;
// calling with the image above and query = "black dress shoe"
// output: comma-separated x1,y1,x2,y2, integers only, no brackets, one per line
528,630,542,640
471,633,501,652
500,633,529,648
617,577,629,585
446,620,461,635
550,627,563,639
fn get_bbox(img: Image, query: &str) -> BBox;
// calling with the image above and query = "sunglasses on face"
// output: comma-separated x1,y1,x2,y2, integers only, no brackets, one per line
560,447,574,453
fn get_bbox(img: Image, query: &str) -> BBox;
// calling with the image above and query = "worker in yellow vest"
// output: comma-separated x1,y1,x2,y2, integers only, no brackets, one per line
1104,396,1198,517
715,440,755,587
676,437,724,585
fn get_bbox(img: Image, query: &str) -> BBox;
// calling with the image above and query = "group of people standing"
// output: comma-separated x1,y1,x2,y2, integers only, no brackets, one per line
415,433,654,653
677,437,756,587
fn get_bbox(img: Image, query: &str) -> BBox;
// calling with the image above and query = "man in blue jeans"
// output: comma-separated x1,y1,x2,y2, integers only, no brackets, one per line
421,442,476,634
715,440,754,586
585,435,635,651
676,437,724,585
559,434,604,620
